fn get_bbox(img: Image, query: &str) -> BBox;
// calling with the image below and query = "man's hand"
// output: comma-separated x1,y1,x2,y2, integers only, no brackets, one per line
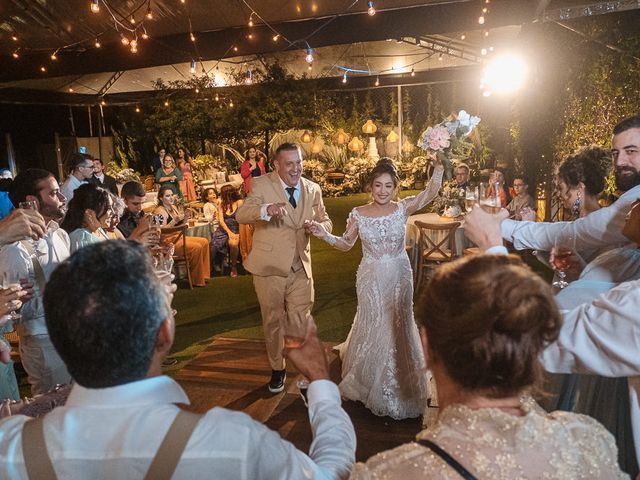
0,285,25,320
129,215,152,242
266,202,288,219
0,209,46,245
550,246,586,281
283,316,330,382
464,205,509,251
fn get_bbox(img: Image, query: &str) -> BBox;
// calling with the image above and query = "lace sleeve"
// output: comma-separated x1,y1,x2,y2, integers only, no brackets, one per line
324,211,359,252
401,164,445,216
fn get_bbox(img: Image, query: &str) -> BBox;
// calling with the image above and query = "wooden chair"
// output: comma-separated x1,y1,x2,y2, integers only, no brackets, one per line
161,224,193,289
414,220,461,292
142,175,156,192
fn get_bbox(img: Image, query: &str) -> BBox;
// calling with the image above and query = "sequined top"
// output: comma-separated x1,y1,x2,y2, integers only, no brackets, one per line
350,397,628,479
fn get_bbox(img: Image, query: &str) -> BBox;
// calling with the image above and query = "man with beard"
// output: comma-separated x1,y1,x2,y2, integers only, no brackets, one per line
500,115,640,261
0,169,72,395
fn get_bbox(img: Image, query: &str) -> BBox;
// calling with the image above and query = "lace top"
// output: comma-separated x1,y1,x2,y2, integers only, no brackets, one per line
350,396,628,479
325,165,444,259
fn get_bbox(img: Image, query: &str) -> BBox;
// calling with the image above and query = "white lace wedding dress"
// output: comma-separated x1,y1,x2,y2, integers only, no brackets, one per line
323,166,444,419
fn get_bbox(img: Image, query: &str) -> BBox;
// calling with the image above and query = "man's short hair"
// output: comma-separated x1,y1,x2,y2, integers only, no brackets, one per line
121,181,146,199
66,153,89,174
613,115,640,135
93,158,104,166
9,168,53,206
44,241,169,388
275,142,301,157
455,163,470,173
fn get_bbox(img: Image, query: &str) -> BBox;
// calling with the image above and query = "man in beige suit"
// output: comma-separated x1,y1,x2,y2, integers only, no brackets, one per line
236,143,332,393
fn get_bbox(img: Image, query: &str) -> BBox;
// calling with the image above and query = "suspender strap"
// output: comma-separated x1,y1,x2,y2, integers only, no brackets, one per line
144,410,202,480
22,418,57,480
417,439,478,480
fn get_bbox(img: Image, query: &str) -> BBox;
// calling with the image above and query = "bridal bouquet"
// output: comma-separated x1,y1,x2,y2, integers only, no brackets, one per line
417,110,481,180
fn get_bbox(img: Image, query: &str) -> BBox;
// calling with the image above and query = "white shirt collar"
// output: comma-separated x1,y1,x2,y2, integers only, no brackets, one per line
66,375,190,408
278,176,300,192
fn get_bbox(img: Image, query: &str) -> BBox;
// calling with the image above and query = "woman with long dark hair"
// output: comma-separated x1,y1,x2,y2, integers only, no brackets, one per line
61,183,111,253
240,146,266,194
212,185,243,277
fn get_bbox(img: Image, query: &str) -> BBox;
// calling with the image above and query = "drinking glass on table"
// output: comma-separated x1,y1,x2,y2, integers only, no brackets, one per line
551,234,575,289
283,314,311,392
464,187,478,213
1,272,23,321
479,182,500,214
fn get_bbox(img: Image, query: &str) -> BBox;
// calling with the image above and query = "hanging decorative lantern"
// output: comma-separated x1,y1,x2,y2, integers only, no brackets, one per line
402,138,414,153
348,136,364,152
311,139,323,154
387,129,399,143
300,130,313,143
361,119,377,135
333,128,349,145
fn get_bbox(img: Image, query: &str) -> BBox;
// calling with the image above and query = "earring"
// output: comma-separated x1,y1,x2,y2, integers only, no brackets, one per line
572,190,582,218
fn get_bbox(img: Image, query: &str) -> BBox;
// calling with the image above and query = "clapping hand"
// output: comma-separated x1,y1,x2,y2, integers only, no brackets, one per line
267,202,288,219
283,315,330,382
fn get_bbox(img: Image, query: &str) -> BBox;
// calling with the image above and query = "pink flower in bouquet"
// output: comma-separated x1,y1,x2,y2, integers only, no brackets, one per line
419,125,451,151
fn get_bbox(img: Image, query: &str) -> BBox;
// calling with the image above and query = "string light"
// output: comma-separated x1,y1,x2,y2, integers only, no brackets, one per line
481,48,487,56
190,59,196,74
90,0,100,13
40,66,46,72
215,93,219,101
95,38,101,48
229,100,234,108
438,52,443,61
460,33,466,40
50,51,58,60
375,76,379,86
68,87,74,92
100,98,106,106
272,34,280,42
190,32,196,42
245,70,253,85
410,67,415,77
248,13,254,27
484,30,489,37
478,15,485,24
141,31,149,39
164,100,169,107
146,6,153,20
305,47,314,64
233,46,238,52
129,16,136,24
11,35,18,42
135,105,141,112
130,39,138,53
308,63,313,71
482,7,488,13
12,51,19,59
342,72,348,83
247,33,253,40
121,34,130,46
367,1,376,16
195,87,199,93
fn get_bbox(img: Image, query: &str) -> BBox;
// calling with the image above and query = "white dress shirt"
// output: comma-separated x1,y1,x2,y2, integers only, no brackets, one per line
486,244,640,467
60,175,87,203
0,222,70,337
0,376,356,479
501,184,640,262
260,178,302,220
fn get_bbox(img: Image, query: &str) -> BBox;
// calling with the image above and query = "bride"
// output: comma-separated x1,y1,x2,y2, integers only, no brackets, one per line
308,158,444,419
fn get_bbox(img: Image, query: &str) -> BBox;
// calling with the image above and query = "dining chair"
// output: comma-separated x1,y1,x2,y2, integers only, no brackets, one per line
414,220,461,292
161,224,193,289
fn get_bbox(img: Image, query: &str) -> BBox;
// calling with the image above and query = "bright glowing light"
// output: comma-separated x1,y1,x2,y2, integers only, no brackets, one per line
392,59,404,71
305,47,314,64
410,67,415,77
50,52,58,60
135,105,140,112
481,53,527,95
90,0,100,13
95,38,101,48
342,72,347,83
12,51,19,59
273,34,280,42
367,1,376,15
190,32,196,42
375,76,379,86
214,73,226,86
478,15,485,25
190,60,196,74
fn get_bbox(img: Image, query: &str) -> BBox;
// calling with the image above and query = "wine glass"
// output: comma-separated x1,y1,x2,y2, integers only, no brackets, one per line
1,272,23,321
19,200,40,251
479,183,500,214
283,313,311,395
551,234,575,289
464,187,478,213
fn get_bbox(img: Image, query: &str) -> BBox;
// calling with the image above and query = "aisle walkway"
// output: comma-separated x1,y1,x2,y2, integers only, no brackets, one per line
174,337,422,462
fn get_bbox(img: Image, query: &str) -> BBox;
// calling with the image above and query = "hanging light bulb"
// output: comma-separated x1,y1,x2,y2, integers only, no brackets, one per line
130,42,138,53
195,87,200,93
478,15,485,24
146,7,153,19
90,0,100,13
484,30,489,37
11,35,18,42
135,105,140,112
121,35,130,46
68,87,74,92
272,34,280,42
215,93,219,101
40,66,46,72
482,7,488,13
141,31,149,39
190,59,196,74
100,98,106,106
245,70,253,84
308,63,313,71
300,130,313,143
248,13,254,27
190,32,196,42
164,100,169,107
410,67,415,77
481,48,487,56
233,46,238,52
12,51,19,59
50,51,58,61
342,72,348,83
305,47,314,64
438,52,443,61
229,100,234,108
129,16,136,24
94,38,101,48
375,76,379,86
367,1,376,16
460,33,466,40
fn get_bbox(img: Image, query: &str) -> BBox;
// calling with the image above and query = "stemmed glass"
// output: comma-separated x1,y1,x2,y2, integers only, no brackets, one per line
19,200,39,251
283,314,311,395
1,272,23,321
479,182,500,213
551,234,575,289
464,187,478,213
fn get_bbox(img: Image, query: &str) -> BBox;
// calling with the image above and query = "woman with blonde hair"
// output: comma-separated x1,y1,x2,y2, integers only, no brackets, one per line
351,254,626,478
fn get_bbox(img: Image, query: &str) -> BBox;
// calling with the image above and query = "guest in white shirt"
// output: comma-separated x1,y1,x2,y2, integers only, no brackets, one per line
501,115,640,262
59,153,94,203
0,169,71,395
87,158,118,195
464,205,640,477
0,241,356,479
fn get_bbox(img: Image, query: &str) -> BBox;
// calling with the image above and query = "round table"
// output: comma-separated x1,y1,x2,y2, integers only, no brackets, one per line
185,221,212,240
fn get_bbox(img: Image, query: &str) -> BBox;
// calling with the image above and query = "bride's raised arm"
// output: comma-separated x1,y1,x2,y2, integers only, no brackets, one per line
308,211,359,252
401,163,445,216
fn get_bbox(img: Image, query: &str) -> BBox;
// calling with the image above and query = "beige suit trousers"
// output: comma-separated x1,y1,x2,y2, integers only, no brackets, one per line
253,268,314,370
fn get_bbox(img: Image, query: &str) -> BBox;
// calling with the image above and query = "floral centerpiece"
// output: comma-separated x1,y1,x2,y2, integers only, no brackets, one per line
105,164,141,185
417,110,480,217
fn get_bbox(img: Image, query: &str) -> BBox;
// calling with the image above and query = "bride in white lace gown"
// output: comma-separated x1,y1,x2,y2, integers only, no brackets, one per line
309,159,444,419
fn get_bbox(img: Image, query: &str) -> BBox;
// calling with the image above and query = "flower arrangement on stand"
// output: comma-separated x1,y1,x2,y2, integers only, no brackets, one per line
106,164,141,184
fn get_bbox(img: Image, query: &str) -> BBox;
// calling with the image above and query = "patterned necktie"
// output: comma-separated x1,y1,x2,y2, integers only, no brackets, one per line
285,187,297,208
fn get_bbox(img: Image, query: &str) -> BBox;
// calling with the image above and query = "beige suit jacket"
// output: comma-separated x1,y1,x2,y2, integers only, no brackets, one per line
236,172,332,278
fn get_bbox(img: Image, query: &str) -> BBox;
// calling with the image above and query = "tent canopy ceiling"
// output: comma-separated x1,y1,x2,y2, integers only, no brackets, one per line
0,0,635,101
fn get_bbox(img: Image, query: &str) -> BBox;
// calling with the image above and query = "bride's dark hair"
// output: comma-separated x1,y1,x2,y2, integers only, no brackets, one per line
366,158,400,191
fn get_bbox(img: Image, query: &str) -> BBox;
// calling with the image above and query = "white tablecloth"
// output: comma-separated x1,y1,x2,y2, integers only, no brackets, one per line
406,213,467,272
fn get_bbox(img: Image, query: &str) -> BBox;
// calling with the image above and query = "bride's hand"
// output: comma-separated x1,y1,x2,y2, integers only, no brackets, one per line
305,220,327,238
